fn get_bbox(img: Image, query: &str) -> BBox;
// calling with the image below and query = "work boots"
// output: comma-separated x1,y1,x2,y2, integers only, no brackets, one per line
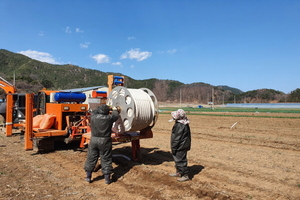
104,174,112,184
85,171,92,183
177,174,189,182
169,172,181,177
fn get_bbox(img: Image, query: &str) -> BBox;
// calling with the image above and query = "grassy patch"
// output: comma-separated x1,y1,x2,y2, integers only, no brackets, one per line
159,112,300,119
159,107,300,119
160,107,300,113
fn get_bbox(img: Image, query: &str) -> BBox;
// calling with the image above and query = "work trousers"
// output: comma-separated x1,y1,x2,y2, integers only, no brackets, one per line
172,150,189,176
84,136,113,175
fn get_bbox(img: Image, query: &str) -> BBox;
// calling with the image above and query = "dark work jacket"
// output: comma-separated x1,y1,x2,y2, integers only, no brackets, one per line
171,122,191,154
90,107,119,138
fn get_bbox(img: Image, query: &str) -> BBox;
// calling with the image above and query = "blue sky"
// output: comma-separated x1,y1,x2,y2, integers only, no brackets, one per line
1,0,299,94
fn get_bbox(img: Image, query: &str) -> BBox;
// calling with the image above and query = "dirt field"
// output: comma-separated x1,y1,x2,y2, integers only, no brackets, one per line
1,111,300,200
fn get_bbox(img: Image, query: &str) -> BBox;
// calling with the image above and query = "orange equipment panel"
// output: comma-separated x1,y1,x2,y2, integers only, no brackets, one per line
45,103,88,130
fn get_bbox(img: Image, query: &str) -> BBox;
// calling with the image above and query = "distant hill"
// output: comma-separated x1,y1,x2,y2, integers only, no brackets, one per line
218,85,243,94
0,49,294,104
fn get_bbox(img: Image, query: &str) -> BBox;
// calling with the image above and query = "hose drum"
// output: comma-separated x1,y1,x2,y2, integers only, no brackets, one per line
107,86,158,134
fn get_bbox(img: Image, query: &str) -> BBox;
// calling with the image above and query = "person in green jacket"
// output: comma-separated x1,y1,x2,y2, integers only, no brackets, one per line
84,104,120,184
169,109,191,182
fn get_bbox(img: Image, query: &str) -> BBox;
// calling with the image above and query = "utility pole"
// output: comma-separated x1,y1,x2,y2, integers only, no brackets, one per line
223,93,225,105
180,89,182,108
211,87,214,110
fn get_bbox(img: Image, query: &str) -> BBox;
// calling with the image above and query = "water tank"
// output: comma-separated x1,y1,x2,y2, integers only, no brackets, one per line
54,92,86,103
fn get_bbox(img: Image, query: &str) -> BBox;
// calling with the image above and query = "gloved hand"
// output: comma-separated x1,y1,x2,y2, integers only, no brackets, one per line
112,106,121,113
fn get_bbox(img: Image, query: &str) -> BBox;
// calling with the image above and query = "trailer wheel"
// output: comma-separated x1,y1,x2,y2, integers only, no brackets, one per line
34,138,55,153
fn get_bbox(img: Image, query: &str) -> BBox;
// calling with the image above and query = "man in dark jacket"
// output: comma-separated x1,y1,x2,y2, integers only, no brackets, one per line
169,109,191,182
84,104,120,184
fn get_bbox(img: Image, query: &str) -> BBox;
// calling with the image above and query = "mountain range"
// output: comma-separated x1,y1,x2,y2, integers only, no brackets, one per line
0,49,294,104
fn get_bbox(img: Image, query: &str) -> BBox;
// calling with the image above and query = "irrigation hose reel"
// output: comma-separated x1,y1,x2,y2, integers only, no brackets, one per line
107,86,159,134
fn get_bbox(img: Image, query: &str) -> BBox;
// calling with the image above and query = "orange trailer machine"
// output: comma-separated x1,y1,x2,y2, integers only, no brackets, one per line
22,75,158,161
0,75,26,137
23,90,89,152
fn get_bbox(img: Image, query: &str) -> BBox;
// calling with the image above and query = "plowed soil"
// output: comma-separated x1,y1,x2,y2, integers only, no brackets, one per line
1,111,300,200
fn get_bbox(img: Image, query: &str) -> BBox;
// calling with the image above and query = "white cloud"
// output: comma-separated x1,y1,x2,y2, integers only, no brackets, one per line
39,31,44,36
130,65,134,68
18,50,60,64
80,42,90,48
112,62,122,66
120,48,152,61
92,54,111,64
76,28,84,33
158,49,177,54
65,26,71,33
167,49,177,54
128,36,136,40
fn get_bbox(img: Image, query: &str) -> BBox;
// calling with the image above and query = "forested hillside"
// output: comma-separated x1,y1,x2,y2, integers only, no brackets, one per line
0,49,298,104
